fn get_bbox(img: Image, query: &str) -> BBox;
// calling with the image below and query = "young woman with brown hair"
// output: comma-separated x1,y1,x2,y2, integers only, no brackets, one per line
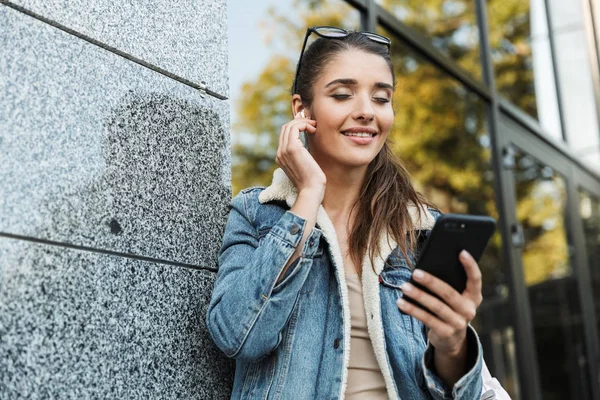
207,26,506,400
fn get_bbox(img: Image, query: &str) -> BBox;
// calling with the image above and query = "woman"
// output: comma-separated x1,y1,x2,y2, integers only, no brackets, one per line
207,27,499,399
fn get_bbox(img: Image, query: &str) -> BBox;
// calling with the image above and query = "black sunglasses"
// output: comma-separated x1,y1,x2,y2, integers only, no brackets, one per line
292,26,392,94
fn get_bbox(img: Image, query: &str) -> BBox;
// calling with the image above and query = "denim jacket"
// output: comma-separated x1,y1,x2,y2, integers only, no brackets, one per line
206,168,484,399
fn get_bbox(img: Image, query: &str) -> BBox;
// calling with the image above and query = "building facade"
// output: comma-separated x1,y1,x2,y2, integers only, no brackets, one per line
0,0,234,398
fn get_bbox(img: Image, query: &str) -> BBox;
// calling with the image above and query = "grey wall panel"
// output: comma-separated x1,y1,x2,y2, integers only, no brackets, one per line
4,0,228,96
0,238,234,399
0,6,231,267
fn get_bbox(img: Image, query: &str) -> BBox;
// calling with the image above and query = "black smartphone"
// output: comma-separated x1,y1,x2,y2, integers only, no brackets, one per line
403,214,496,313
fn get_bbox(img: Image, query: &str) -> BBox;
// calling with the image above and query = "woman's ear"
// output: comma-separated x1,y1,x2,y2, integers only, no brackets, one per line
292,94,306,118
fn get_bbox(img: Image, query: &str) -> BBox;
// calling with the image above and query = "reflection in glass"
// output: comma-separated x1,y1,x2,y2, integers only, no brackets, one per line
514,148,592,399
487,0,562,140
229,0,361,194
374,0,481,79
378,25,518,398
580,191,600,355
547,0,600,170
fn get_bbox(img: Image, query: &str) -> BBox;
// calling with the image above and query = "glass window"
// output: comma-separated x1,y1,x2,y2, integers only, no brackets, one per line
375,0,482,79
579,190,600,357
513,148,593,399
228,0,362,195
378,25,518,398
547,0,600,171
487,0,562,140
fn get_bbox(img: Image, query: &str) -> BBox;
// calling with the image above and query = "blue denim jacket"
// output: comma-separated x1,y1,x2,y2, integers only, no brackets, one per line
207,169,483,399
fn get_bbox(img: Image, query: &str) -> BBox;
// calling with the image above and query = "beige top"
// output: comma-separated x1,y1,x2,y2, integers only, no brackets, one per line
345,273,388,399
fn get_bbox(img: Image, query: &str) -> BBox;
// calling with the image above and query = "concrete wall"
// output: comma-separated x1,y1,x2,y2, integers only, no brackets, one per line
0,1,234,398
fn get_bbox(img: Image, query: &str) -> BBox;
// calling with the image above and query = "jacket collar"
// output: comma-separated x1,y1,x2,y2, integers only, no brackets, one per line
258,168,436,247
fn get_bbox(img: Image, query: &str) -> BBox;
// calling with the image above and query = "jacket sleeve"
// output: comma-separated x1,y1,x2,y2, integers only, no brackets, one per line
421,324,484,399
205,191,322,362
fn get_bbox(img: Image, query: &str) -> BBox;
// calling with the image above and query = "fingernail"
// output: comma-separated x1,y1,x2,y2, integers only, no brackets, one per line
401,282,413,292
397,298,405,307
460,250,469,260
413,269,424,279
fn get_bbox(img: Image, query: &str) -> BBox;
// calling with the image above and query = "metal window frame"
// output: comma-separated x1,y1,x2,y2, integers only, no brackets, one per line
474,1,541,397
568,162,600,398
502,112,600,399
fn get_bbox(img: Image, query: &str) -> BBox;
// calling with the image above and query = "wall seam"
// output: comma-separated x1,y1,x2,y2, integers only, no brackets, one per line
0,232,219,272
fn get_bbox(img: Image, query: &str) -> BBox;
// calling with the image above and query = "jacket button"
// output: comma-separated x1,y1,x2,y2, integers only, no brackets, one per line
290,224,300,234
333,338,340,349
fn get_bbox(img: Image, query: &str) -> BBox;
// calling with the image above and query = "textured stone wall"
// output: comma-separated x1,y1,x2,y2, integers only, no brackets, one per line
0,1,234,398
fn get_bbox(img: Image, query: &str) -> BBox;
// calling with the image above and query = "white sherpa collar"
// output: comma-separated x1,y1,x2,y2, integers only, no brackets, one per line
258,168,436,400
258,168,436,252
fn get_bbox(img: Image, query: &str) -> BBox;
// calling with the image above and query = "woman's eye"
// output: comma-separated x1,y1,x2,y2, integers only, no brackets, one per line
332,94,351,100
374,97,391,104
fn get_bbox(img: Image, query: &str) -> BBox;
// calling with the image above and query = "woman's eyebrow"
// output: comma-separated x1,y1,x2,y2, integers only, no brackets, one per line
324,78,393,90
325,78,357,87
375,82,394,90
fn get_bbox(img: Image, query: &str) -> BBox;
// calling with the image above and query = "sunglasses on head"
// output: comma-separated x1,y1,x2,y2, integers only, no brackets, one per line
292,26,392,94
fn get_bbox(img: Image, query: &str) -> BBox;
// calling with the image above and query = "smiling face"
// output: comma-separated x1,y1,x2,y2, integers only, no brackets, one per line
304,49,395,170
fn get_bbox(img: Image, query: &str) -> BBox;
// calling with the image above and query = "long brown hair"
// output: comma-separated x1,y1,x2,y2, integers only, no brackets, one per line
293,31,435,273
351,143,434,272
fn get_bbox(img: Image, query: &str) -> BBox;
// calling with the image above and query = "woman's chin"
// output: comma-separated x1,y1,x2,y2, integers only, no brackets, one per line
334,153,380,169
311,145,383,170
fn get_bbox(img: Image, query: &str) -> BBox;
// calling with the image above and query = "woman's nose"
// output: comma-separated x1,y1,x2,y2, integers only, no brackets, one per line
352,94,375,121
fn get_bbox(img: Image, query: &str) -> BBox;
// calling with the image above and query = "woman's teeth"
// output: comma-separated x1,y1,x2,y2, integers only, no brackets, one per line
343,132,375,137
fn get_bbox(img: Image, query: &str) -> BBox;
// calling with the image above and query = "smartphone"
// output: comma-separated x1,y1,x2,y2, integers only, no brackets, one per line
403,214,496,313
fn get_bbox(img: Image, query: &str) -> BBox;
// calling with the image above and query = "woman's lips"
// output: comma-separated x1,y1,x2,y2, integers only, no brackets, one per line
341,133,377,145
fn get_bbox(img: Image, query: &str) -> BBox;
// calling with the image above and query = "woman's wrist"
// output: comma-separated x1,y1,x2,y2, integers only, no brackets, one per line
297,185,325,203
289,186,324,228
435,338,467,362
432,336,468,387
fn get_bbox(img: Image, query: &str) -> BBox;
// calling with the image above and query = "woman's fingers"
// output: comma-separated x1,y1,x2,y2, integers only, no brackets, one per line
279,115,298,160
281,121,316,161
280,118,316,152
410,270,472,316
276,124,286,166
303,121,317,133
397,297,455,337
281,122,291,152
461,250,483,306
275,116,324,195
399,283,467,329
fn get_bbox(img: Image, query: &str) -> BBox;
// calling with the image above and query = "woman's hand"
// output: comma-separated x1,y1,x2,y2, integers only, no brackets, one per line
276,113,326,200
396,250,483,385
274,113,325,283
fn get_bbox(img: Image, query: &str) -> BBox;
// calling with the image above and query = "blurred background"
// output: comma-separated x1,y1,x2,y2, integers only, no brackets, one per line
228,0,600,399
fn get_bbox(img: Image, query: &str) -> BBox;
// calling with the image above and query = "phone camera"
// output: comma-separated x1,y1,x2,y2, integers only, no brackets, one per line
444,222,466,230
